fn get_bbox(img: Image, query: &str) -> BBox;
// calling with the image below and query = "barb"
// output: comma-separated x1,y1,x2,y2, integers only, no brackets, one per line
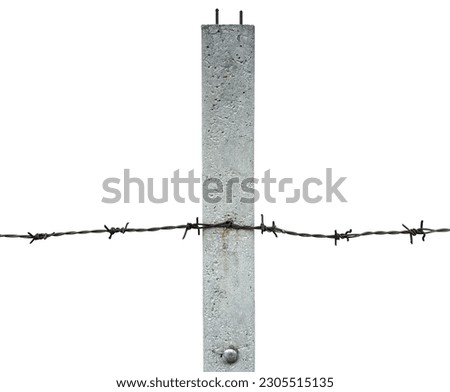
260,214,278,238
182,217,200,240
104,223,129,240
1,217,449,245
28,232,55,244
402,220,426,244
334,229,352,246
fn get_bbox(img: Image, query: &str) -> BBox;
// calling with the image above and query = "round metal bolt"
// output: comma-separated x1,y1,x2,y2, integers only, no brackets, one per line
223,347,238,364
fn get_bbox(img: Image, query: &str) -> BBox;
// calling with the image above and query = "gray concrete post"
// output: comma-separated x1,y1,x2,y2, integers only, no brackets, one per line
202,22,255,372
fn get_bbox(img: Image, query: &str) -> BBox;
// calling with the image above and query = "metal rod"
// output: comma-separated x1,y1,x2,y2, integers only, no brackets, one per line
239,10,243,25
215,8,219,25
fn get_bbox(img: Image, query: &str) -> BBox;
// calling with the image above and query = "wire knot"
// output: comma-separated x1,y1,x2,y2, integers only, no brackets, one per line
104,222,129,239
28,232,54,244
334,229,352,246
402,220,426,244
224,220,234,229
183,217,200,239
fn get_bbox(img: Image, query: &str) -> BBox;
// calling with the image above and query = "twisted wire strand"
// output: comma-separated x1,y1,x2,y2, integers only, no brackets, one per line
1,215,449,245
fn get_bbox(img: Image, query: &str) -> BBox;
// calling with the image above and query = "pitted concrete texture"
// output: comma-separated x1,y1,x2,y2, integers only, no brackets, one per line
202,24,255,372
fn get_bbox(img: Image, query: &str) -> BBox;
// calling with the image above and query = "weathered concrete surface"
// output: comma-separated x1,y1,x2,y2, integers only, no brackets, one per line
202,24,255,372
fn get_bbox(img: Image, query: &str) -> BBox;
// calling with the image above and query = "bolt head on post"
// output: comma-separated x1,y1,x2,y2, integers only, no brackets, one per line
223,347,238,364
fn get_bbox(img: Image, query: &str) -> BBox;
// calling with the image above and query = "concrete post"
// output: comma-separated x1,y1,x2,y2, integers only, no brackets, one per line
202,21,255,372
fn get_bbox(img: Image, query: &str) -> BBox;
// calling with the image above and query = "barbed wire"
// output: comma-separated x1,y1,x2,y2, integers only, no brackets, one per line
1,215,449,245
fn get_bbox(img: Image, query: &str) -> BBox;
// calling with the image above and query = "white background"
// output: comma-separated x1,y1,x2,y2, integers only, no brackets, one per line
1,1,450,391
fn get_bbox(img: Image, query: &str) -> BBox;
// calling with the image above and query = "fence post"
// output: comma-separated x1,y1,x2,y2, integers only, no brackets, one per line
202,13,255,372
